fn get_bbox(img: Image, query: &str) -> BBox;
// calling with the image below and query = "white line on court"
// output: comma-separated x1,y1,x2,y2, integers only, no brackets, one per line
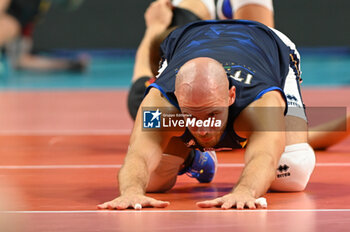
0,163,350,169
0,164,122,169
0,129,132,136
2,209,350,214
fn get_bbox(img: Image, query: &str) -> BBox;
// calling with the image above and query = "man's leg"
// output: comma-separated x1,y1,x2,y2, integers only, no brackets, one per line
128,0,212,120
233,0,274,27
308,115,350,150
0,13,20,75
269,82,316,192
270,116,315,192
0,14,20,46
146,137,191,192
269,30,315,192
5,36,88,72
146,136,218,192
173,0,215,20
217,0,274,27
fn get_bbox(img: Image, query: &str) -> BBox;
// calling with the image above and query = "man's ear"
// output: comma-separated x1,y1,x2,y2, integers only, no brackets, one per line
228,86,236,106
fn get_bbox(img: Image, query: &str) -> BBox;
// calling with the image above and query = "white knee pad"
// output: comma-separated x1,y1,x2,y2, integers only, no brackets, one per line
233,0,274,12
270,143,315,192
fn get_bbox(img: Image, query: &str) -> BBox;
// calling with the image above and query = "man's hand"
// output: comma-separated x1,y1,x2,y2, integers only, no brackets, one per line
144,0,173,32
97,194,170,210
196,188,267,210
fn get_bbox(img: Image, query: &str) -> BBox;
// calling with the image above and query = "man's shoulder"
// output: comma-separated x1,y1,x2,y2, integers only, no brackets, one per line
237,90,286,120
234,91,286,138
248,91,285,108
144,88,178,109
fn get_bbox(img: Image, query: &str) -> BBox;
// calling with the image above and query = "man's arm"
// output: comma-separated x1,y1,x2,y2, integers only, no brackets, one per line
98,88,180,210
198,91,285,209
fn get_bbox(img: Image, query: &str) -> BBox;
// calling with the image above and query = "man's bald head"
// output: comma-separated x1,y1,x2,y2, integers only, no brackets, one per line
174,57,235,148
175,57,229,107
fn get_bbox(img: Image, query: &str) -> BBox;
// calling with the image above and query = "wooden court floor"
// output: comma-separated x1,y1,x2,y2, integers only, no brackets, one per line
0,88,349,232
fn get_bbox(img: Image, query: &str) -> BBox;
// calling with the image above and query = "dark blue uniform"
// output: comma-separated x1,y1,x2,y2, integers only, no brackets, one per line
146,20,299,151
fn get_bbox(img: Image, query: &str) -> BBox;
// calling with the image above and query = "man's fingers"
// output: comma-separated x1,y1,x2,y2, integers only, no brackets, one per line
196,201,215,208
97,202,109,209
116,202,130,210
196,194,267,210
150,199,170,208
221,201,236,210
246,201,257,209
236,201,245,210
130,198,170,209
98,196,170,210
97,200,130,210
97,201,119,210
197,198,223,208
234,201,257,210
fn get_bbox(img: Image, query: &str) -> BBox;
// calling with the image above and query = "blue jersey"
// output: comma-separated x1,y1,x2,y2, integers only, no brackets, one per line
146,20,296,151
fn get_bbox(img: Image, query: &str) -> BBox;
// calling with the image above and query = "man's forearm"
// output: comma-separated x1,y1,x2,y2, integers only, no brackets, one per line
118,153,151,196
233,152,277,198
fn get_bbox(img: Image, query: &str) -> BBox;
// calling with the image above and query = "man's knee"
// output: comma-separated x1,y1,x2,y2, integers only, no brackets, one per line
270,143,315,192
127,76,153,120
233,0,274,12
146,177,177,193
146,154,183,193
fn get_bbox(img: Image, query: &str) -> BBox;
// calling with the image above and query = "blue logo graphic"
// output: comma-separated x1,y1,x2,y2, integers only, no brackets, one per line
143,109,161,128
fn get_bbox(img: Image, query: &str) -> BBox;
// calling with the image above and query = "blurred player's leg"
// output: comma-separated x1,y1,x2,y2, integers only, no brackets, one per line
308,115,350,150
3,0,88,73
15,53,88,72
0,14,20,46
0,13,20,75
6,37,88,72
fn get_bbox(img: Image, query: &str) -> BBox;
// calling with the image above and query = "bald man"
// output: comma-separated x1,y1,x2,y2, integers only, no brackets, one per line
99,1,349,210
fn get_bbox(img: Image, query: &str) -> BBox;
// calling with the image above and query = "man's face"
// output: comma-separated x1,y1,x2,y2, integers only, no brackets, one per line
174,57,236,148
181,106,229,148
